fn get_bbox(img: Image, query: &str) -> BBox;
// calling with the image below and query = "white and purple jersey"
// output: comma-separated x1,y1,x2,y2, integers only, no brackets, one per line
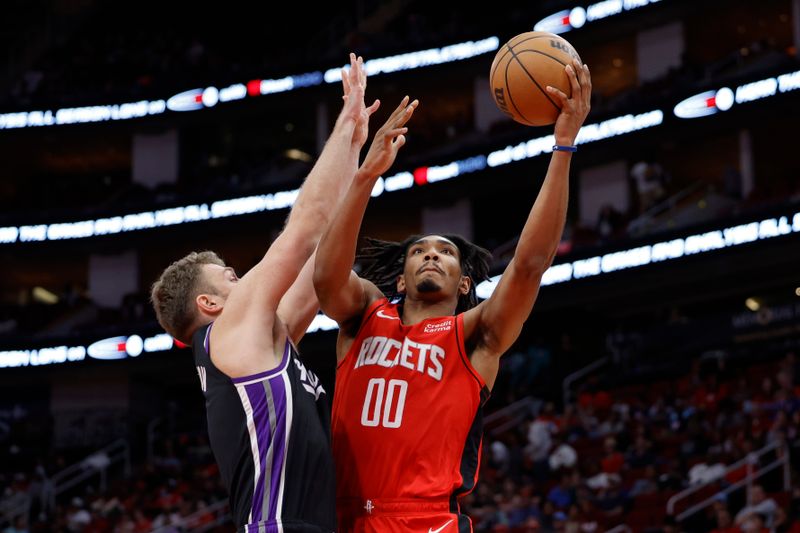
193,323,335,532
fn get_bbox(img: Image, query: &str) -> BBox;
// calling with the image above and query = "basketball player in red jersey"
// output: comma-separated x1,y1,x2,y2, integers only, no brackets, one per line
313,58,591,532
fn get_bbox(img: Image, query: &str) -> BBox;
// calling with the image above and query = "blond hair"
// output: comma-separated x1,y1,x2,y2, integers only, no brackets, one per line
150,251,225,344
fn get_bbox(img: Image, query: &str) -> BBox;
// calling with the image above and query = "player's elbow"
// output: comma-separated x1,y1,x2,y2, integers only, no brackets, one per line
312,266,345,309
512,254,550,280
312,266,333,300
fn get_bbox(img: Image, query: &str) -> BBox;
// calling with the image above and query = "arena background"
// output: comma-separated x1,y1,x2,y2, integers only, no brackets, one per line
1,0,799,531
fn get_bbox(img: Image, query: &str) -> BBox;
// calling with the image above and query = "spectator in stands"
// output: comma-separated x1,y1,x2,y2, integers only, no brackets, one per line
626,435,656,469
489,438,511,475
551,510,568,532
735,485,778,528
630,160,667,214
628,465,659,497
526,413,557,472
596,203,625,242
596,408,626,438
600,437,625,475
65,497,91,532
593,475,627,519
547,473,575,510
739,512,770,533
710,507,738,533
548,435,578,472
688,453,727,485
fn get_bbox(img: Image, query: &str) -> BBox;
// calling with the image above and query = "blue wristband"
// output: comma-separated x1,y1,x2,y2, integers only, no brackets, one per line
553,145,577,152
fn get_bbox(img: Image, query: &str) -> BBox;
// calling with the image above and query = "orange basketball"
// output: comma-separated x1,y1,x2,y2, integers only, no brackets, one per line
490,31,582,126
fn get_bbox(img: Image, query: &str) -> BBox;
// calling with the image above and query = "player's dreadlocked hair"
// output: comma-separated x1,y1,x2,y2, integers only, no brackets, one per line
358,234,492,314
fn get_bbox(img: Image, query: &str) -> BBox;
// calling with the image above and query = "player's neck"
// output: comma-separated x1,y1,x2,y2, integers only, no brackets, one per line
400,297,457,325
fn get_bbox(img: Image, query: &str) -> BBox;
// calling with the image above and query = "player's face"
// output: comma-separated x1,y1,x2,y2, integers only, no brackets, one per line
201,264,239,303
402,236,463,298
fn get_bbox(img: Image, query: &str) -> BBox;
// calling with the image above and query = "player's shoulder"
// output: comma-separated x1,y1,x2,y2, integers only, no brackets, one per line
340,282,388,337
207,310,284,379
360,278,386,308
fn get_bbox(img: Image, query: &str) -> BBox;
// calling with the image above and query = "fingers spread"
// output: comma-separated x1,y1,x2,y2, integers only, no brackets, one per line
366,99,381,115
384,127,408,139
390,96,411,118
395,99,418,127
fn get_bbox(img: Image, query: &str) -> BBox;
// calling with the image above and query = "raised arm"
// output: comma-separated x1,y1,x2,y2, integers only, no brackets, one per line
276,56,383,343
466,59,591,365
313,97,418,331
211,55,373,376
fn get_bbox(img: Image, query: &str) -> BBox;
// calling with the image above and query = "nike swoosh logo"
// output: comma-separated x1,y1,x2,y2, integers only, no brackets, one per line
429,519,453,533
376,310,400,320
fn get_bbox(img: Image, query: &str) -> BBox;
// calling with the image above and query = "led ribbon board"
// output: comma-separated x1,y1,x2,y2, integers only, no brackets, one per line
7,67,795,244
534,0,662,34
674,70,800,118
475,211,800,298
0,313,338,370
0,38,499,131
0,109,663,245
3,211,796,368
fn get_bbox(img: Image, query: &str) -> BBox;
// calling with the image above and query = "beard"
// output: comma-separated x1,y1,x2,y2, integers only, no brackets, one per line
416,278,442,293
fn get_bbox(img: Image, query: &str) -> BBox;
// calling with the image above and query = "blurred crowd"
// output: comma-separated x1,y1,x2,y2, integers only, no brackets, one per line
461,351,800,532
3,343,799,532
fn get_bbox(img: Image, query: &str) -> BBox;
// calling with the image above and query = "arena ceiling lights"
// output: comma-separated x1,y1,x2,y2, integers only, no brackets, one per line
0,37,499,131
534,0,662,34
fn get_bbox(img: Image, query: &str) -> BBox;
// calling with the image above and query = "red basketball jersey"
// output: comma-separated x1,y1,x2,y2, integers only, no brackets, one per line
332,299,489,517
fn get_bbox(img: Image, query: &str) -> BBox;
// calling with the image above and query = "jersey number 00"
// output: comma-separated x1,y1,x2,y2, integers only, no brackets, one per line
360,378,408,428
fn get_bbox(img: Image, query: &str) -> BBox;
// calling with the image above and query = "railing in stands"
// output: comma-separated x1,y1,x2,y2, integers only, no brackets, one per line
562,356,608,407
50,438,131,499
627,181,711,237
667,439,791,522
149,498,229,533
0,490,30,528
484,396,541,437
146,416,163,463
0,439,130,528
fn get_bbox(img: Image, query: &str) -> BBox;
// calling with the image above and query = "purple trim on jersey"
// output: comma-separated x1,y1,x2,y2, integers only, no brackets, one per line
231,341,291,384
267,374,288,521
244,381,273,523
203,322,213,354
238,350,291,526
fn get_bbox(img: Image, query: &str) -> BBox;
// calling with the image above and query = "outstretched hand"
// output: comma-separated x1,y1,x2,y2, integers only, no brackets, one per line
546,58,592,147
359,96,419,179
340,53,380,148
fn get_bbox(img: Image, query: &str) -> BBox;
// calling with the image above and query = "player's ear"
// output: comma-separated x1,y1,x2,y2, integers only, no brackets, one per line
396,275,406,294
196,293,223,315
459,275,471,296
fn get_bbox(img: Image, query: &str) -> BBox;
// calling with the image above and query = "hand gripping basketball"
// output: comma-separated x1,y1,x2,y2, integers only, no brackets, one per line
546,59,592,147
